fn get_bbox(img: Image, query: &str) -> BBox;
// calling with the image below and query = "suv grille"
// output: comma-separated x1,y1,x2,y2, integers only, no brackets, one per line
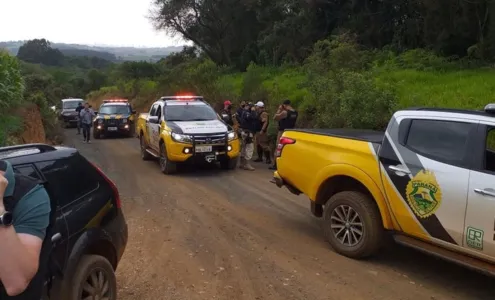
104,119,120,126
193,134,226,145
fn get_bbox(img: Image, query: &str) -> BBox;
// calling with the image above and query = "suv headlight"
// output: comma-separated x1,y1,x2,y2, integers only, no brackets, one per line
227,131,236,141
171,132,193,143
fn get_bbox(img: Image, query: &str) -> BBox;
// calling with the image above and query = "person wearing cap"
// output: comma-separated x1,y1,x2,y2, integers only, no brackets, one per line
253,101,271,164
220,100,234,127
238,101,258,170
270,99,298,170
0,160,51,297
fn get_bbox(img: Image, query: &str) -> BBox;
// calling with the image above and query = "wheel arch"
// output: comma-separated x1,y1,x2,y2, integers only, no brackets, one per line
313,165,393,230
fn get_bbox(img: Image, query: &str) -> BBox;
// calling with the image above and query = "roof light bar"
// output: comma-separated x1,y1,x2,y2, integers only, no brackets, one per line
103,99,129,103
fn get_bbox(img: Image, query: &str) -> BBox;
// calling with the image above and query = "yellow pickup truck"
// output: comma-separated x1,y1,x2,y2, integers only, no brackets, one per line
273,106,495,275
137,95,240,174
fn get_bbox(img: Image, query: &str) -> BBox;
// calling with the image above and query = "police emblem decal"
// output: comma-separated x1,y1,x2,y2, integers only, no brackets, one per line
405,170,442,219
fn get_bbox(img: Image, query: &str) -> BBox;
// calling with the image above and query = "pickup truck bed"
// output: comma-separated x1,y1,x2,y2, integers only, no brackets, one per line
288,128,384,144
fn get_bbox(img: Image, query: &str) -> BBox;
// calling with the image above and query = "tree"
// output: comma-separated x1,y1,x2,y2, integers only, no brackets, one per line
17,39,64,66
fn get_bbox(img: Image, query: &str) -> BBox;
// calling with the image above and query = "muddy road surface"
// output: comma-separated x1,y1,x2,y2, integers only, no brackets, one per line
64,130,494,300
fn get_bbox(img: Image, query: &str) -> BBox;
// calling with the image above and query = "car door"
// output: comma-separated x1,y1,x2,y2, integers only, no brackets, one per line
378,114,476,247
150,104,162,151
464,122,495,260
147,104,158,150
13,163,69,275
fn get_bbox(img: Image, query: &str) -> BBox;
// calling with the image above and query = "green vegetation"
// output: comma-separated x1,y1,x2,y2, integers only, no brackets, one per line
4,0,495,146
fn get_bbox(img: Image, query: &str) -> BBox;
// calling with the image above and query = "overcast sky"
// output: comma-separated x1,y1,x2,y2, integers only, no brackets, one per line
0,0,187,47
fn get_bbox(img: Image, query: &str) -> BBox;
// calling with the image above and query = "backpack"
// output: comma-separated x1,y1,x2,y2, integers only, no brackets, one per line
0,173,58,299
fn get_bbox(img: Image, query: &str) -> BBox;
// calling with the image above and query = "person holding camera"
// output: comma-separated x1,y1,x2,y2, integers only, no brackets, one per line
253,101,271,164
269,99,298,170
0,160,51,298
238,102,258,171
80,102,95,143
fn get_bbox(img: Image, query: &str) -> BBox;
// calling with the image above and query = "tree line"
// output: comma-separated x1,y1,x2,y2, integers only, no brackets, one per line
150,0,495,70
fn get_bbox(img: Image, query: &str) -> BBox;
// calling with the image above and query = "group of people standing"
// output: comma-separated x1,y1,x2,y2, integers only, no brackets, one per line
220,99,298,171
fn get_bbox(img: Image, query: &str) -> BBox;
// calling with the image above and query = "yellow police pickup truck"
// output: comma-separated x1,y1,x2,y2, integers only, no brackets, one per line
273,105,495,275
137,95,240,174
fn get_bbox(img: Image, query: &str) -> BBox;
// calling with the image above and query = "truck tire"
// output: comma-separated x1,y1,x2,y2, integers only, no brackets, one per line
66,255,117,300
322,191,384,259
220,157,238,170
140,135,152,161
159,142,177,174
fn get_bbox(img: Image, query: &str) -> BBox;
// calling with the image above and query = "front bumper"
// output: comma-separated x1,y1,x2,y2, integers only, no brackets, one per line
94,122,132,135
61,115,79,123
168,138,240,163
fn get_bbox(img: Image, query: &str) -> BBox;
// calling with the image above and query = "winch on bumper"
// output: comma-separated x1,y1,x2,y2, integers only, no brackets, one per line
167,132,240,163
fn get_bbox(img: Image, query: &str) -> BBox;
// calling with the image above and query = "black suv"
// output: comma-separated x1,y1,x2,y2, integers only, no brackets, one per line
93,100,137,139
0,144,128,300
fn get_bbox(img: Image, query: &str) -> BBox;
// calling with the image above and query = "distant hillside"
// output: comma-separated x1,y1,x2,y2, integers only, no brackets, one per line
0,41,183,62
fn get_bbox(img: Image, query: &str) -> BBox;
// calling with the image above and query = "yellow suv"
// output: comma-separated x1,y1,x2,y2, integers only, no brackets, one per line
137,95,240,174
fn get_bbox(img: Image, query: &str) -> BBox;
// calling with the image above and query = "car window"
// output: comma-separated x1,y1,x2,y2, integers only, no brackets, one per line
36,155,99,207
13,164,41,179
149,104,158,116
405,119,474,166
165,105,218,121
484,127,495,172
98,105,131,115
63,101,81,109
156,105,162,120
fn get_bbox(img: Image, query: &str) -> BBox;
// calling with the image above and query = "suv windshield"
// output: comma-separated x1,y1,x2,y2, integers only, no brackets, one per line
98,105,131,115
165,105,218,121
63,101,81,109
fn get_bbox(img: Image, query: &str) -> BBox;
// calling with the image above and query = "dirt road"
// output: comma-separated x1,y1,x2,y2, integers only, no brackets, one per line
64,131,494,300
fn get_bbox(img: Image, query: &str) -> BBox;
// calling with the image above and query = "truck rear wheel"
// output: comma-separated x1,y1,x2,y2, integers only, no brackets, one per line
159,143,177,174
322,191,383,259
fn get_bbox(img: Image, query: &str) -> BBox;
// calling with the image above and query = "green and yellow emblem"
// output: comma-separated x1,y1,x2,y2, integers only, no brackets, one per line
406,170,442,218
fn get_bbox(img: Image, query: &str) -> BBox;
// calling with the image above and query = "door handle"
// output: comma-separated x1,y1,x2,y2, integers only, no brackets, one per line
474,188,495,198
388,165,411,175
51,232,62,243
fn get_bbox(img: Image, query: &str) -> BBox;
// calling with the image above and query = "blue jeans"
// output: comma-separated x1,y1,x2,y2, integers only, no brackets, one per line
82,123,91,141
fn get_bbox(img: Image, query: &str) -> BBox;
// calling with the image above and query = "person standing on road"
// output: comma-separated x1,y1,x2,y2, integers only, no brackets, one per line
253,101,271,164
220,100,234,127
80,102,95,143
75,102,83,135
239,102,257,171
0,160,51,298
269,99,298,170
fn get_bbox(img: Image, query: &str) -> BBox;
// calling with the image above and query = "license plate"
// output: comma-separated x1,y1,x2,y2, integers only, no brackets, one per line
108,127,118,131
195,145,212,153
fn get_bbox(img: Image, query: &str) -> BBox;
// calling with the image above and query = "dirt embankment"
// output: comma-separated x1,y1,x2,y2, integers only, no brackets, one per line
16,104,46,144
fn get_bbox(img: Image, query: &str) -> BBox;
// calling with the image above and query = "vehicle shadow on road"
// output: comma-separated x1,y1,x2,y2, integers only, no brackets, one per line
367,241,494,298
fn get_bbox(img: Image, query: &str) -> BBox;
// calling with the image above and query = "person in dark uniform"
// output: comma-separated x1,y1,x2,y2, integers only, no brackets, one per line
75,102,83,135
238,102,258,171
220,100,234,127
253,101,271,164
0,160,51,298
269,99,298,170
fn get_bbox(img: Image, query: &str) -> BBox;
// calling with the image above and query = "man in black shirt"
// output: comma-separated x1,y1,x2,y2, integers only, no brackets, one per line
75,102,83,135
269,99,298,170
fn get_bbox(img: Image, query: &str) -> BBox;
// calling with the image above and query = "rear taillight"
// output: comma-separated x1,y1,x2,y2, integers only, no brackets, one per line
90,162,121,208
275,137,295,157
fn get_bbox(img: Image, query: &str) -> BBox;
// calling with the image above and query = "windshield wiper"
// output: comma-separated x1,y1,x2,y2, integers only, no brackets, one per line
188,118,214,121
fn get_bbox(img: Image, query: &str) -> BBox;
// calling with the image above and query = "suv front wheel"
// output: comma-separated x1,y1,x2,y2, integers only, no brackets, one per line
68,254,117,300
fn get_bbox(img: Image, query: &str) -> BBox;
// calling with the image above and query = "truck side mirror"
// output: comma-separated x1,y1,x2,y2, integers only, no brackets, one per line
398,119,412,146
132,110,137,114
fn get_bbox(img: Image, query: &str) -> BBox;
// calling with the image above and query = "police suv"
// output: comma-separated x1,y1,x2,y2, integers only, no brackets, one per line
93,99,137,139
137,95,240,174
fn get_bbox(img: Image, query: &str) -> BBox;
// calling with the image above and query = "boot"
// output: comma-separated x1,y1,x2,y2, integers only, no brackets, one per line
239,157,246,168
254,145,263,162
264,151,271,164
243,162,255,171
